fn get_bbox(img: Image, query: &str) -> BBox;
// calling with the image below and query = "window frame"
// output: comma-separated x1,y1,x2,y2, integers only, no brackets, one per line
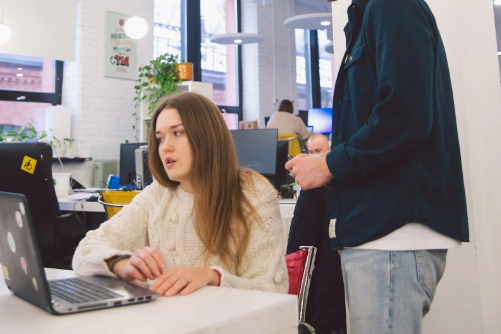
0,60,64,105
184,0,243,120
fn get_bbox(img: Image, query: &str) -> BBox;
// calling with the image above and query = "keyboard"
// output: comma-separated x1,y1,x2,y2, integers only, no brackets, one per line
49,278,122,304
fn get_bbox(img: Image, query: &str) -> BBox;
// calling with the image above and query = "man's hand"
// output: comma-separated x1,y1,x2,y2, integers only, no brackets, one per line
285,154,333,190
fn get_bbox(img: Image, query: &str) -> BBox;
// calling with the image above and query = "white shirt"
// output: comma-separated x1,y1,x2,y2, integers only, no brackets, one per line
329,221,461,250
266,111,313,141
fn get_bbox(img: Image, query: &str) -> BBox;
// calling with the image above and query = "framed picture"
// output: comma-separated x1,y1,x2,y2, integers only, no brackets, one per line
104,11,137,80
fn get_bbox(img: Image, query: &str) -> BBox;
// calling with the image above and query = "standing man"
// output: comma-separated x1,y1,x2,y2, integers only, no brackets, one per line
286,0,469,333
307,134,331,154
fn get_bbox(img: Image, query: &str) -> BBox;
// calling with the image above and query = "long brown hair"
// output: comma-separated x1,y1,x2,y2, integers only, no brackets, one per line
148,92,259,272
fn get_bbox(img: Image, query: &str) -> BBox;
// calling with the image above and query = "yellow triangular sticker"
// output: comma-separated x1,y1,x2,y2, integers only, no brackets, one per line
21,156,37,174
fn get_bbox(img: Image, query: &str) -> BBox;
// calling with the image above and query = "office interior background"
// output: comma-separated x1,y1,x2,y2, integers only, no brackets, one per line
1,0,501,333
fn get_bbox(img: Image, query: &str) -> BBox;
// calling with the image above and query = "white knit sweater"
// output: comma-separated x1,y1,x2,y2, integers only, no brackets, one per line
72,175,289,294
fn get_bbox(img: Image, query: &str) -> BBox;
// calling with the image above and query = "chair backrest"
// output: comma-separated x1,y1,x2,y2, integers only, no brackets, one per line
100,190,140,219
0,142,60,266
285,245,317,322
278,133,301,157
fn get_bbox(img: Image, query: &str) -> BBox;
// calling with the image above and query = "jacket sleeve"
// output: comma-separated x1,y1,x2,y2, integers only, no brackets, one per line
72,185,157,277
211,176,289,293
327,0,436,185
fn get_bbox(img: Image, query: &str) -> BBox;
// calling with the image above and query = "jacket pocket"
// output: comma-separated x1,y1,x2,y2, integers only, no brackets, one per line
344,45,372,101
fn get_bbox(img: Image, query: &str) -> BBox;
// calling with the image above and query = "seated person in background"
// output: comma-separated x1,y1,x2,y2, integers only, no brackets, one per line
287,186,346,334
267,99,313,142
73,92,288,296
307,134,331,155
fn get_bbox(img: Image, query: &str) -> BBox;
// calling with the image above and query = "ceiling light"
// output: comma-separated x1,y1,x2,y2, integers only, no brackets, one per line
16,73,23,77
210,33,265,45
495,0,501,5
284,13,333,30
498,51,501,55
17,68,22,70
0,23,12,45
124,16,148,39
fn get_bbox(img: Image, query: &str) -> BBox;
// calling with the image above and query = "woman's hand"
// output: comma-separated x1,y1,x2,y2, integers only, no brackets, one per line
150,267,219,297
112,247,166,282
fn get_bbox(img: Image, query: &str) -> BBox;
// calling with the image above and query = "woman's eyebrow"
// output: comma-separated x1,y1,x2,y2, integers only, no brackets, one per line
155,124,183,135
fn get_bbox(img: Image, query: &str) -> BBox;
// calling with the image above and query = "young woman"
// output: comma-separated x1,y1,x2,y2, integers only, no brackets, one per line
72,92,288,297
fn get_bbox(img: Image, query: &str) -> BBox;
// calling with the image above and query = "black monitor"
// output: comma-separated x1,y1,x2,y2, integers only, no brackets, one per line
0,142,60,266
264,116,270,127
120,143,147,185
298,110,308,126
230,129,278,175
273,140,294,190
308,108,333,134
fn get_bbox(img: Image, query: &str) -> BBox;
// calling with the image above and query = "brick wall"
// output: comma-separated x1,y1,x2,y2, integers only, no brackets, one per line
58,0,154,186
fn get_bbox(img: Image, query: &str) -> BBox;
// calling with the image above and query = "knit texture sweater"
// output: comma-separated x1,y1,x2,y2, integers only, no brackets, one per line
72,175,288,294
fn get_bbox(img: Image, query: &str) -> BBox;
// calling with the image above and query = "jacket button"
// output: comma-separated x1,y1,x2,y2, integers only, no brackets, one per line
349,56,353,61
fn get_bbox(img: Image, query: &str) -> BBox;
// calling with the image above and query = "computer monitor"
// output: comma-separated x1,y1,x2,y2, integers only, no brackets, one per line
308,108,333,134
120,143,147,185
230,129,278,175
264,116,270,127
273,140,294,190
306,125,314,132
298,110,308,126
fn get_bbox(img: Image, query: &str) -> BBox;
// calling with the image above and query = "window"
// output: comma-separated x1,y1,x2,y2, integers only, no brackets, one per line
201,0,239,107
317,29,333,108
296,29,309,111
0,53,63,138
153,0,184,60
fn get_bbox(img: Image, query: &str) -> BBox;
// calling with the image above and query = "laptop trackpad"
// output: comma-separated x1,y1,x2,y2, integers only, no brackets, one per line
77,275,153,297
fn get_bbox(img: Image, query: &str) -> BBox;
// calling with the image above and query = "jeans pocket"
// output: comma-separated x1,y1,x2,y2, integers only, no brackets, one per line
415,250,447,300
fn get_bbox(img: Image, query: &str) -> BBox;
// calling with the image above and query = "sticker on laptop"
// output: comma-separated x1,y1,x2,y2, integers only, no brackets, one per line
32,277,38,291
1,264,10,280
20,156,37,175
15,211,23,228
21,257,27,275
7,232,15,253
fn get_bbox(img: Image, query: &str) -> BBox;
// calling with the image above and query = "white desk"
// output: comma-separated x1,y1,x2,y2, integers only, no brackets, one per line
0,269,298,334
59,194,297,219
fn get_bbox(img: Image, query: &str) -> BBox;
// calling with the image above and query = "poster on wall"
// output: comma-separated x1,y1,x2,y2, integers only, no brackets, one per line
104,11,137,80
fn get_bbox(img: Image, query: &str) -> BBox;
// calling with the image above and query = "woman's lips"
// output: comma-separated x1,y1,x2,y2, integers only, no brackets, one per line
165,158,177,168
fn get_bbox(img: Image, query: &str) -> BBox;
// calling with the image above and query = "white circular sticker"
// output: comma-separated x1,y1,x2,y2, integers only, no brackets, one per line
19,202,25,216
7,232,15,253
15,211,23,228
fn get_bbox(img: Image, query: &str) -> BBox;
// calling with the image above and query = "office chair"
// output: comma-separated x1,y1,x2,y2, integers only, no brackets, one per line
278,133,302,157
98,190,140,219
285,246,317,334
0,142,74,267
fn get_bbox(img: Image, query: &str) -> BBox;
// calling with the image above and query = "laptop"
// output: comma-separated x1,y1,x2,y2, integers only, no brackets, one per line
0,191,159,315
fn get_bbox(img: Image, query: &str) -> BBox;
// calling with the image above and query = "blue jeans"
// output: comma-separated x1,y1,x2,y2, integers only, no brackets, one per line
339,249,447,334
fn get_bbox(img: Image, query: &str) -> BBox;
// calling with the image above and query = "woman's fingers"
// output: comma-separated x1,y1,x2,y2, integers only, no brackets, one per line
145,247,166,273
179,281,201,296
123,263,147,282
165,277,190,297
129,254,155,280
150,270,176,291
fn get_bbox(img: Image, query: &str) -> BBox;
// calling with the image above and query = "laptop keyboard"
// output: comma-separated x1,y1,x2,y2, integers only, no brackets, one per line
49,278,122,304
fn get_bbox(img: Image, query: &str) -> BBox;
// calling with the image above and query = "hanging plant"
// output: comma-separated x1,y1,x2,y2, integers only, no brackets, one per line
133,53,182,142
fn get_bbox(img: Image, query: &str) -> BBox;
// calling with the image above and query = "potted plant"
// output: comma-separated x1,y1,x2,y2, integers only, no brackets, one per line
64,138,75,158
133,53,182,142
51,136,66,157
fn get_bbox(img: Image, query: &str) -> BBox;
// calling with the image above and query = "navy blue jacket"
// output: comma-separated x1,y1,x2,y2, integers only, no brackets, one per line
327,0,469,250
287,188,346,334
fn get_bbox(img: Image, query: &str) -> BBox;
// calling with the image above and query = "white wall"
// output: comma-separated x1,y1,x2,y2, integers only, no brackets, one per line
0,0,77,61
58,0,154,186
330,0,501,333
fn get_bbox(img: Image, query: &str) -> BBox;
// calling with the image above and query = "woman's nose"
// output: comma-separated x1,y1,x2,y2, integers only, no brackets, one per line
161,140,174,152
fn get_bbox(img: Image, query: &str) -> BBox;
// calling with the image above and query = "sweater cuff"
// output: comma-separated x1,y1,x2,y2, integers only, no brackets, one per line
209,266,231,288
327,142,365,185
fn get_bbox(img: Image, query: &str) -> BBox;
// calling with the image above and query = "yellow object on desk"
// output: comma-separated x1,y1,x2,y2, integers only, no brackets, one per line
278,133,302,157
100,190,140,218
